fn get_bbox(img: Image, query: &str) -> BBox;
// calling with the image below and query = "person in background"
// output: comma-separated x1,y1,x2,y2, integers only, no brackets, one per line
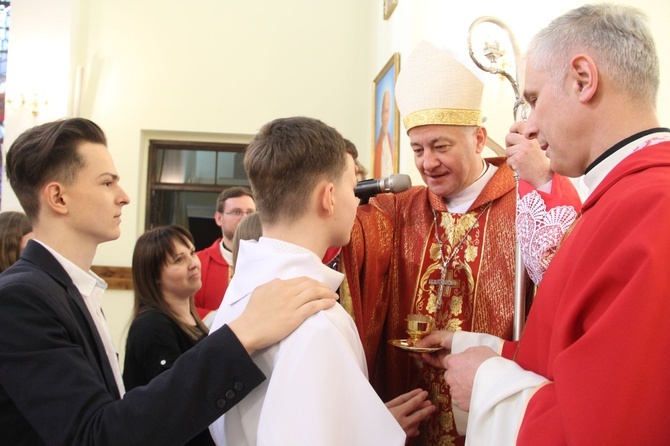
231,212,262,268
0,211,33,273
123,224,212,445
195,187,256,325
209,116,434,445
419,4,670,444
0,117,339,445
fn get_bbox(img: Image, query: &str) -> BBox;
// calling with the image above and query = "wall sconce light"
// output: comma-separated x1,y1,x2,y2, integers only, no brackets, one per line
5,93,48,116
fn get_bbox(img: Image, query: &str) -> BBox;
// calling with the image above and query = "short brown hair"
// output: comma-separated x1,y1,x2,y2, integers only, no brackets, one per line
343,138,359,159
243,117,348,225
216,186,254,213
131,225,208,340
354,159,368,180
232,212,263,267
344,139,368,180
5,118,107,223
0,211,32,272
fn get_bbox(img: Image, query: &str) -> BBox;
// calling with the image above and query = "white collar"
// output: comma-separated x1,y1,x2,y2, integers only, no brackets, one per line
219,240,233,265
225,237,343,306
445,161,498,214
583,132,670,199
33,240,107,301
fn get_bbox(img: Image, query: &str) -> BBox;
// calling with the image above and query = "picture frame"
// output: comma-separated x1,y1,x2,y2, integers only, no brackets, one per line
383,0,398,20
372,53,400,179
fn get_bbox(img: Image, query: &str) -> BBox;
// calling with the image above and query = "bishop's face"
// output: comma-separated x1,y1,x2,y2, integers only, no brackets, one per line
410,124,486,198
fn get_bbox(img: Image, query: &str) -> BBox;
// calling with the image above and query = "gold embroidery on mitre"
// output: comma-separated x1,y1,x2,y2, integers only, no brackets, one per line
403,108,482,130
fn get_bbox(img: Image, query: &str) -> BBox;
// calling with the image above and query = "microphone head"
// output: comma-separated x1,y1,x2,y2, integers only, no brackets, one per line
386,174,412,193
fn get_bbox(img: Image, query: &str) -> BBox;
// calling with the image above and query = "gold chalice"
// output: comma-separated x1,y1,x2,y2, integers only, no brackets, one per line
406,314,434,345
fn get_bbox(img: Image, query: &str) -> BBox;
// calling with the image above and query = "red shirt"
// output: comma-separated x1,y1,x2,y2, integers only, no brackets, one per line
194,238,231,319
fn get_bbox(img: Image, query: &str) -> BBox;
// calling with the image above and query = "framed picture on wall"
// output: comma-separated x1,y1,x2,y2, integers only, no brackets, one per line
372,52,400,179
383,0,398,20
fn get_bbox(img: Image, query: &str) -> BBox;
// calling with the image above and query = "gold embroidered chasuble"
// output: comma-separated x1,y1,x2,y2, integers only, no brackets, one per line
341,158,529,446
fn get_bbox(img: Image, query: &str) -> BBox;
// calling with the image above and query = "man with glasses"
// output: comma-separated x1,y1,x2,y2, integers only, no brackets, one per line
195,186,256,325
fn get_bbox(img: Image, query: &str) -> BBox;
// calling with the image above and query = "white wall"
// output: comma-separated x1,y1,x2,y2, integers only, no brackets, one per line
2,0,75,146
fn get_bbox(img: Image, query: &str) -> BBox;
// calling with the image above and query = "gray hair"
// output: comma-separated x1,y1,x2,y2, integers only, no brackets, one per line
527,4,659,106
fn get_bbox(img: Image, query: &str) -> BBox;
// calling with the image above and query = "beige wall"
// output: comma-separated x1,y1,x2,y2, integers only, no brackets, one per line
3,0,669,363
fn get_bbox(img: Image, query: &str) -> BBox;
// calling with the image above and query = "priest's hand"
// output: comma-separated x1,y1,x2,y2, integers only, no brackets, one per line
228,277,338,355
505,121,553,188
414,330,454,368
385,388,436,438
443,346,498,411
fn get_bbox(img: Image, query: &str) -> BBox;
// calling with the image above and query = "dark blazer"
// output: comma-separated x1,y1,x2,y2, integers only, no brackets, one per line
0,241,265,446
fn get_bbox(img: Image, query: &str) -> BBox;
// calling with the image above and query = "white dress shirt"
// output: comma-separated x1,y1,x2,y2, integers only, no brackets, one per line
36,240,125,397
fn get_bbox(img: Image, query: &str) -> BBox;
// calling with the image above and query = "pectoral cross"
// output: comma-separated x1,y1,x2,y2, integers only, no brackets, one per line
429,267,458,310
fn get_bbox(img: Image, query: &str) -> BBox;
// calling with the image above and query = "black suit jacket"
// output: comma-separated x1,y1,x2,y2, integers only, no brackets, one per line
0,241,265,445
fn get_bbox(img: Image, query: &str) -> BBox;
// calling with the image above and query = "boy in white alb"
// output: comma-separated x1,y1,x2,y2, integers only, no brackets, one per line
208,117,411,445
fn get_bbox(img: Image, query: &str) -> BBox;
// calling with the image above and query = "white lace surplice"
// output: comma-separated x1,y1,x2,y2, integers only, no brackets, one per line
516,190,578,284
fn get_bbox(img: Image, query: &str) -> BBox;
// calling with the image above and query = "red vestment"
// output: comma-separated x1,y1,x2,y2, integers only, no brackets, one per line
503,141,670,444
194,238,232,319
341,158,529,446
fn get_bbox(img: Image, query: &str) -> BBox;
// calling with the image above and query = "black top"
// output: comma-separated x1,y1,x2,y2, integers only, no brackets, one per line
124,309,214,446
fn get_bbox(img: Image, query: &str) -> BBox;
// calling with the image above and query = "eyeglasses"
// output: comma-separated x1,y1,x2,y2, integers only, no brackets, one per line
223,209,255,217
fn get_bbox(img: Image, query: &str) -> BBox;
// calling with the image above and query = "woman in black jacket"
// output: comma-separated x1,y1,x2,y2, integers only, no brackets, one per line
124,224,213,446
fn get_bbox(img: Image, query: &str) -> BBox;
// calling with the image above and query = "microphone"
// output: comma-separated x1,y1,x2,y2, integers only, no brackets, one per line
355,174,412,204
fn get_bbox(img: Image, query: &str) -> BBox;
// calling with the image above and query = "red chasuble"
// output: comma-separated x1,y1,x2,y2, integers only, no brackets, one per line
194,238,232,319
341,158,532,446
504,142,670,444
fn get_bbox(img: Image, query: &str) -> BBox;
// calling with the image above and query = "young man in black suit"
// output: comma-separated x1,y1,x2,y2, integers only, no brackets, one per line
0,118,338,445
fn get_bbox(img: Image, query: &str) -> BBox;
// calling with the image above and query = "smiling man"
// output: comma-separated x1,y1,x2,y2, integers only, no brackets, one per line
339,41,533,446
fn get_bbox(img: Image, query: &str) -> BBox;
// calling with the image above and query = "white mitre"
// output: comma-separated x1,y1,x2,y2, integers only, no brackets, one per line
395,41,484,132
